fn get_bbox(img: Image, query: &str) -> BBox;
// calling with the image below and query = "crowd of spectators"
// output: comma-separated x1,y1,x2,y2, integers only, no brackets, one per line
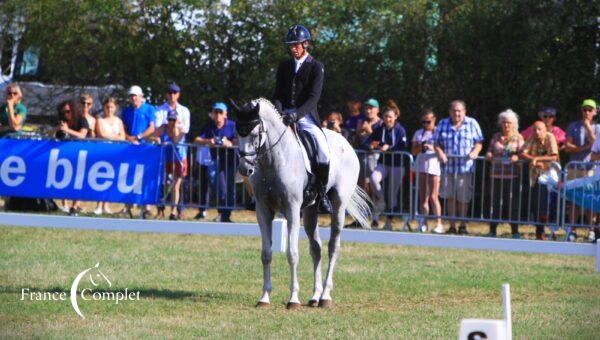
323,94,598,240
1,82,599,241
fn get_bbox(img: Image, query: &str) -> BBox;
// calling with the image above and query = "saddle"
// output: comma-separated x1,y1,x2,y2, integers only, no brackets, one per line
290,125,321,208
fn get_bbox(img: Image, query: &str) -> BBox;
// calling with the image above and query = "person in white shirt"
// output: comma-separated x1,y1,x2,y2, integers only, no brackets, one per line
154,82,190,134
411,107,443,233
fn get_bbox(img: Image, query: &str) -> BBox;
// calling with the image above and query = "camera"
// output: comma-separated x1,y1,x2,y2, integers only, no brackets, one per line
214,136,223,145
327,120,335,129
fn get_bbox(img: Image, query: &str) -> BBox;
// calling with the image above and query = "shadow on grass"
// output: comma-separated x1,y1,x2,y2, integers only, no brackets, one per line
1,285,238,302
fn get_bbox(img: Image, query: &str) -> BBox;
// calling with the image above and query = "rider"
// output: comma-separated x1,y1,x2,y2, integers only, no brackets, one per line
273,24,331,213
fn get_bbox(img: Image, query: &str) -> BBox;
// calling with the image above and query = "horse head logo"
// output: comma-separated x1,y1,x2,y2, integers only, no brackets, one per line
70,263,111,319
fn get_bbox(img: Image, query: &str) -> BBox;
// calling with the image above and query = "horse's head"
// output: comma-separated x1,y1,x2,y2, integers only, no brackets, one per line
231,100,264,177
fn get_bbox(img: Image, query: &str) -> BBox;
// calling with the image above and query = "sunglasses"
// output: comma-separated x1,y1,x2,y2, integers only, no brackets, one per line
542,115,555,119
7,91,18,96
61,109,71,114
213,109,224,114
421,120,432,124
582,107,595,112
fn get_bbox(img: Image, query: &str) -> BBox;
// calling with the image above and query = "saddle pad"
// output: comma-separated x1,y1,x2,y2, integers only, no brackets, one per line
293,129,313,175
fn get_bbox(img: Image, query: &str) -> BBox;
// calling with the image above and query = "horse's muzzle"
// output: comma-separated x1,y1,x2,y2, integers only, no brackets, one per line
238,159,255,177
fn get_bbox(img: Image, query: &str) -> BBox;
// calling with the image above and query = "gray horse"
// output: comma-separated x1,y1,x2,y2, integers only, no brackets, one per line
233,98,371,309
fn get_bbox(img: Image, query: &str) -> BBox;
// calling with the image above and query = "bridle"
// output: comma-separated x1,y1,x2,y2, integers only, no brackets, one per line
238,119,288,166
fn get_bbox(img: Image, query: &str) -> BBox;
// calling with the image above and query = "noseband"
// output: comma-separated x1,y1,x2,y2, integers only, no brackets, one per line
238,119,288,166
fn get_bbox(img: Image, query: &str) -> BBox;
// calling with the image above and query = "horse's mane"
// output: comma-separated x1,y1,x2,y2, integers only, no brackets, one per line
253,98,282,123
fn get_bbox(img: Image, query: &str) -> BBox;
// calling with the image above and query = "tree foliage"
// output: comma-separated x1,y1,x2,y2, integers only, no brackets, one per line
1,0,598,136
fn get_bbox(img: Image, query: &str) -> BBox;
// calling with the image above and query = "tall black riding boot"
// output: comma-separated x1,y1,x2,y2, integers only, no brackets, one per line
315,163,332,214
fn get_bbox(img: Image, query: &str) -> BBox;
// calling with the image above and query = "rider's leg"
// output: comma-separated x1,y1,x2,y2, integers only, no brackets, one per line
297,115,332,213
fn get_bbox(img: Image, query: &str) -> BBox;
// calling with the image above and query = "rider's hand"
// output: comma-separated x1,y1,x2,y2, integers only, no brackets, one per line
283,112,296,126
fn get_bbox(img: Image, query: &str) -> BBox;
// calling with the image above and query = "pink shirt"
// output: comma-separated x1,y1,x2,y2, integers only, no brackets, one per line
521,125,566,147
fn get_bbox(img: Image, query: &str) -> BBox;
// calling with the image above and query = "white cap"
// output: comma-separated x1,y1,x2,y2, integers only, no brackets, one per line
128,85,143,96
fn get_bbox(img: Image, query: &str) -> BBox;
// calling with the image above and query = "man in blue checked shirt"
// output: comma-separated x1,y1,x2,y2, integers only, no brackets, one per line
433,100,483,234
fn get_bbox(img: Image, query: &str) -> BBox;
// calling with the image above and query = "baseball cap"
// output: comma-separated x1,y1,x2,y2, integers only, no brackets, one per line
540,107,557,116
128,85,143,96
212,102,227,112
364,98,379,108
167,82,180,93
581,99,596,109
167,109,178,120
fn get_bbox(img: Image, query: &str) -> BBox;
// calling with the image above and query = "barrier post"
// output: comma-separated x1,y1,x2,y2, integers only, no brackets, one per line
596,241,600,273
272,218,287,253
503,283,512,340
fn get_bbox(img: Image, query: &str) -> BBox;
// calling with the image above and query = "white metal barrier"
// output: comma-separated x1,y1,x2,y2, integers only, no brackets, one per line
1,212,598,272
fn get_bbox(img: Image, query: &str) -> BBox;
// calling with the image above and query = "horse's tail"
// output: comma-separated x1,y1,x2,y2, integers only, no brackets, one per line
346,185,372,229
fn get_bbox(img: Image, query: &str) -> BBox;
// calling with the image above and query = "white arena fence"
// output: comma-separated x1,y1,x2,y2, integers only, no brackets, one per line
0,212,598,272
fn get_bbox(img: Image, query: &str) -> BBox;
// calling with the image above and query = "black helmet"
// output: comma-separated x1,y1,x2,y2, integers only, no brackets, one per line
285,25,311,44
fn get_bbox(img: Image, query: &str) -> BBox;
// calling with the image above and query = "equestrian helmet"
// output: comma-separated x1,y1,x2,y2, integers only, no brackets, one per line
285,25,311,44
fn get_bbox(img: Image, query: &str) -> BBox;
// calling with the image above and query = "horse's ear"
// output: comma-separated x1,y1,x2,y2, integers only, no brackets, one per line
252,102,260,117
229,98,241,113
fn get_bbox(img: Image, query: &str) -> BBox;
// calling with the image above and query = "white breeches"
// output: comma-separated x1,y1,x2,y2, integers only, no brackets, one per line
297,114,330,164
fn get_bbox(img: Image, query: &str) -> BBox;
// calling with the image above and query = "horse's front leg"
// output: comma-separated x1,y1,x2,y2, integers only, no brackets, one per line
303,205,323,307
285,202,302,309
256,201,274,307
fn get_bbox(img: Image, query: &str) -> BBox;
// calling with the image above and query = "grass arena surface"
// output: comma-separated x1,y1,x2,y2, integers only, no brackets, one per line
1,225,598,338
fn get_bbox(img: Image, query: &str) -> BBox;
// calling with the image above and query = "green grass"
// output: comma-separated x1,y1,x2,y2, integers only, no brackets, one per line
1,225,598,339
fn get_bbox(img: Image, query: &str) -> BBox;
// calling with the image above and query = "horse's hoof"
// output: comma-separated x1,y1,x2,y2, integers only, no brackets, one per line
318,299,332,308
256,301,270,308
307,299,319,307
286,302,301,310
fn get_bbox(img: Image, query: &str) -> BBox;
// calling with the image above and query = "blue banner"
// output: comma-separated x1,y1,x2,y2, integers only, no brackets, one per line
0,139,163,204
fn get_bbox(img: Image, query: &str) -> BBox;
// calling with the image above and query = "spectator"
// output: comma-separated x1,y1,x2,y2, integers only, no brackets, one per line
121,85,156,144
0,83,27,137
79,93,96,138
564,99,599,238
433,100,483,234
151,109,187,220
369,107,408,229
485,109,524,238
194,102,237,223
53,100,89,216
411,107,443,233
521,107,566,149
520,121,559,240
154,82,190,134
121,85,156,219
94,97,125,215
321,111,343,134
342,93,364,141
354,98,383,192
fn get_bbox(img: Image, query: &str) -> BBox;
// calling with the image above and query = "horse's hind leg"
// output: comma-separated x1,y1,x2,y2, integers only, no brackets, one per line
303,205,322,307
256,201,274,307
320,191,345,307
